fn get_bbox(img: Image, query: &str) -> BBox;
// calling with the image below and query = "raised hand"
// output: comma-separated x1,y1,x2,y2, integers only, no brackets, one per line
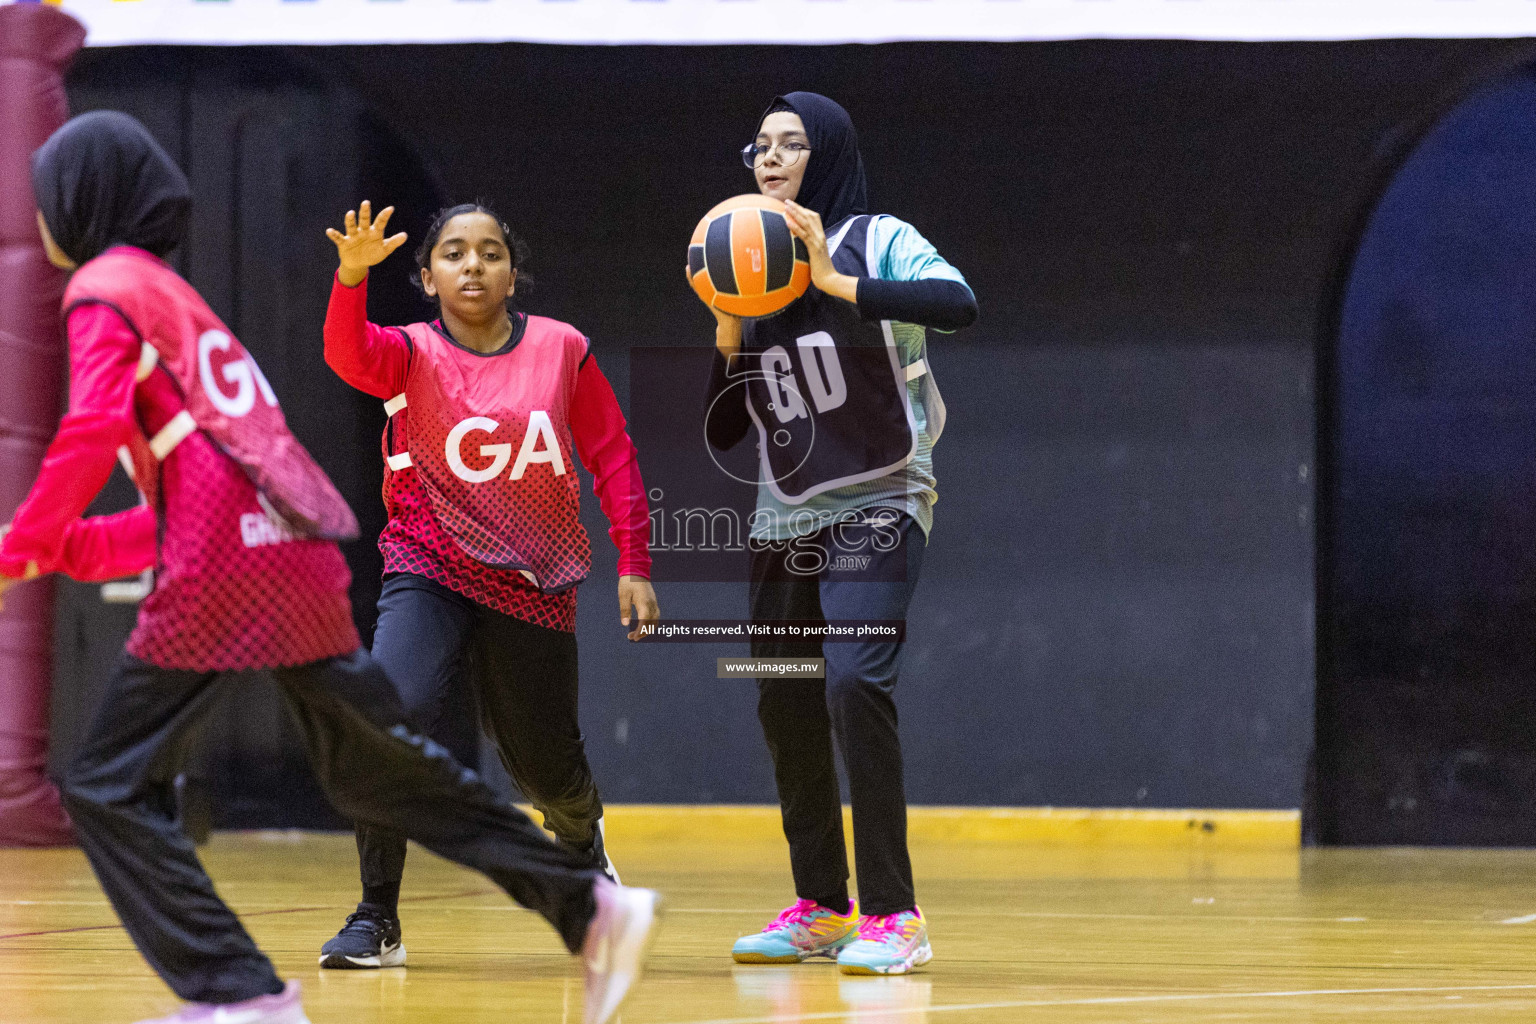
784,200,858,304
327,200,408,287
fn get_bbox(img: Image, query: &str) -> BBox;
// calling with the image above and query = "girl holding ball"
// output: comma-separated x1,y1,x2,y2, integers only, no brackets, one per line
700,92,977,975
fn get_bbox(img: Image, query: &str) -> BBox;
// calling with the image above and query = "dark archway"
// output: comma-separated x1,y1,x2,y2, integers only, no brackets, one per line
52,47,454,829
1317,51,1536,845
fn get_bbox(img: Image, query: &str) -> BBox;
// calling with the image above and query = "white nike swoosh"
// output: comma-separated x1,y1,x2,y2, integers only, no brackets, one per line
591,930,614,973
210,1007,268,1024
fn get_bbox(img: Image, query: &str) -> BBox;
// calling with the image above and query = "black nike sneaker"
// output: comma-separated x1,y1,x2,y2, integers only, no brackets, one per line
592,821,621,885
319,905,406,969
563,818,620,884
597,849,621,885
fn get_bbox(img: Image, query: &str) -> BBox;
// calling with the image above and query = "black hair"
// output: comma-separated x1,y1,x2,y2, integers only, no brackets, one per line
412,201,532,308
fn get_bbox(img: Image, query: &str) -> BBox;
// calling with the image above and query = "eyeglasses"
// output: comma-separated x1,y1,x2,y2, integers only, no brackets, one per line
741,140,811,170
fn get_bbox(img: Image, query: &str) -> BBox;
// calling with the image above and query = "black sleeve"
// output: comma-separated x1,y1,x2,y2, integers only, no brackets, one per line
856,277,978,331
704,348,751,452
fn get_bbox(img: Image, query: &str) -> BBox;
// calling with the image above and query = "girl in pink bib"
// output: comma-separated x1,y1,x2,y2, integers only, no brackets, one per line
318,200,658,968
1,112,657,1024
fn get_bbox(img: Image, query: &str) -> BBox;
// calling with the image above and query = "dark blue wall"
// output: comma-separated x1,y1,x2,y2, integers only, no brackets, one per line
1320,62,1536,843
51,40,1527,821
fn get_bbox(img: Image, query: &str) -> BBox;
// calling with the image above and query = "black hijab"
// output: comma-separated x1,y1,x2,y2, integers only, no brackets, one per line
761,92,868,228
31,111,191,266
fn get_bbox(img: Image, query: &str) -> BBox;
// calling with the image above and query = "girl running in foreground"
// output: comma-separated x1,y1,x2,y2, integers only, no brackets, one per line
0,111,657,1024
699,92,976,974
318,200,657,968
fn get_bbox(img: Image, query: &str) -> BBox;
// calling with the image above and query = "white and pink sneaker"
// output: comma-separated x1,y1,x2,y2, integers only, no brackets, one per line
133,980,310,1024
582,878,661,1024
836,908,934,975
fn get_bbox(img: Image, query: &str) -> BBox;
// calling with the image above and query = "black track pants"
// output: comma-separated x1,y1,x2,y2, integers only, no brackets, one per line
59,649,598,1005
355,573,606,903
749,513,927,917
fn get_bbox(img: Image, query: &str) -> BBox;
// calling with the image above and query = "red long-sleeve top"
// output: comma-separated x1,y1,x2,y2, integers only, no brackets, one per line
324,275,650,632
1,297,358,669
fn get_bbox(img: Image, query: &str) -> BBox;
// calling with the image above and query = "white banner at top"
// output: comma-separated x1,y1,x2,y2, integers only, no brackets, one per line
49,0,1536,47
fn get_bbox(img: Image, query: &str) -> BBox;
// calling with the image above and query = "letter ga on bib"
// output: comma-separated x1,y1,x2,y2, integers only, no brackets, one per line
384,318,592,593
64,247,358,540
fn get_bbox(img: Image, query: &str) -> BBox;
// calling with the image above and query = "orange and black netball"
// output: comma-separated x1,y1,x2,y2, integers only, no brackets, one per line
689,194,811,318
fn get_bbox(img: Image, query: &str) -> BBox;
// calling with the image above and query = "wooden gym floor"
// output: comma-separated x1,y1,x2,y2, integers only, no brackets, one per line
5,807,1536,1023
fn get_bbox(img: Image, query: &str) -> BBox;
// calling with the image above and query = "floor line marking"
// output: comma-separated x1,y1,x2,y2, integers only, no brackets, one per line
12,898,1497,929
0,887,492,941
515,906,1536,927
427,904,1536,927
657,909,1391,924
675,983,1536,1024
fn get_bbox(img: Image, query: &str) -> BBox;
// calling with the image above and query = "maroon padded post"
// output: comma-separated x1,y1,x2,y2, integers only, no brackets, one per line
0,1,85,847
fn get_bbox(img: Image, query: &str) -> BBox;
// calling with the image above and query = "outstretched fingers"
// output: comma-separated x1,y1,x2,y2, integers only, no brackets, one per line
373,205,407,254
329,201,406,266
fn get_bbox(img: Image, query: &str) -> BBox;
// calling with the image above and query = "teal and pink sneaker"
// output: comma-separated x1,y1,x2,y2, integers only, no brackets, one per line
732,898,860,963
836,907,933,975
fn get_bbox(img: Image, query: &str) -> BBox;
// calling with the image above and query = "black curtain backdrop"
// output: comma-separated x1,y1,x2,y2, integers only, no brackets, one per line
50,39,1531,827
51,49,452,827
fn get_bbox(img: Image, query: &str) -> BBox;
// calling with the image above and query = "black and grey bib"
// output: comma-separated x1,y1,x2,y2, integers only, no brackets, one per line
738,214,923,505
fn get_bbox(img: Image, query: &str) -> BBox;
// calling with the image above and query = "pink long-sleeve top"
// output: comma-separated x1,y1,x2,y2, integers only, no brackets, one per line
324,274,651,632
1,293,358,669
